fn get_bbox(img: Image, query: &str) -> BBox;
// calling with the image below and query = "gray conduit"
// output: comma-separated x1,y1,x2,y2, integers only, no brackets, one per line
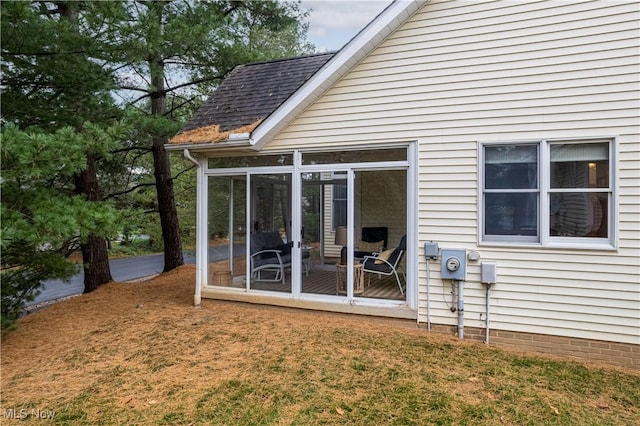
426,259,431,332
485,286,491,344
456,280,464,340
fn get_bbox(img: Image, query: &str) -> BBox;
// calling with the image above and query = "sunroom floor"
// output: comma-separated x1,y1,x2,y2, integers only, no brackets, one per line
211,268,405,301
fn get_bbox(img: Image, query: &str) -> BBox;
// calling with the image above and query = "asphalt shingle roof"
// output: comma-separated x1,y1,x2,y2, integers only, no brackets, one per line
179,53,335,135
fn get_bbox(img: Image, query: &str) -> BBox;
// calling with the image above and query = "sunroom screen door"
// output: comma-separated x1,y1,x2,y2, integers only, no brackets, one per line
248,173,292,293
354,169,407,301
300,171,348,296
206,175,247,289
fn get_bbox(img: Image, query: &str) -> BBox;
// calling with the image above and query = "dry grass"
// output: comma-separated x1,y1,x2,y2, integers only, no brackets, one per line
1,265,639,425
169,119,262,144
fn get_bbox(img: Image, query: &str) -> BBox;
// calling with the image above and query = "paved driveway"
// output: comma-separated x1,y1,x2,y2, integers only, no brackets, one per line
29,244,245,306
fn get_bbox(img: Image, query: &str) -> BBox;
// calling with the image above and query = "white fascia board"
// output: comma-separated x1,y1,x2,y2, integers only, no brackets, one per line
250,0,427,151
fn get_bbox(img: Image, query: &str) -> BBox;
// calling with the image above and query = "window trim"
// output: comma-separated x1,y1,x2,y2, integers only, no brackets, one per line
478,137,617,250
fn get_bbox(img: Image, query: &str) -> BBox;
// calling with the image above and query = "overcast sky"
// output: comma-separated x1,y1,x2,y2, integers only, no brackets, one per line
300,0,392,52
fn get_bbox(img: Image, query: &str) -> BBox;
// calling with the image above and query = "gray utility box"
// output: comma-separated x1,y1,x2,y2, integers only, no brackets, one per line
441,249,467,280
424,241,439,260
481,262,497,285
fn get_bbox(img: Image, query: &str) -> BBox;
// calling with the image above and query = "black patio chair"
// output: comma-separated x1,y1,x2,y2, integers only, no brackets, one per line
250,231,310,284
341,226,388,264
362,234,406,294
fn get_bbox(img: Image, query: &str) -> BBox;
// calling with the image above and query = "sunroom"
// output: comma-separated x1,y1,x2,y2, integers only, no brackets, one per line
179,144,417,318
166,52,418,318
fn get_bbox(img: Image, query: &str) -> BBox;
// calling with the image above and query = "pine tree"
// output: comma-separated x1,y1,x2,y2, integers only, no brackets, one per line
1,124,121,327
1,0,314,324
1,1,123,321
111,0,313,272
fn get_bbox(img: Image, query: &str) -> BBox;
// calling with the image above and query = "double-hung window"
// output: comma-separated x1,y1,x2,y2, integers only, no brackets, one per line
480,138,615,247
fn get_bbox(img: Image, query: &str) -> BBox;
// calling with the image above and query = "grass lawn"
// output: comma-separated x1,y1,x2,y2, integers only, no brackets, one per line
1,265,638,425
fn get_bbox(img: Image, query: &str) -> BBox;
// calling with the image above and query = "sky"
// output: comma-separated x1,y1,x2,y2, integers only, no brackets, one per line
300,0,393,52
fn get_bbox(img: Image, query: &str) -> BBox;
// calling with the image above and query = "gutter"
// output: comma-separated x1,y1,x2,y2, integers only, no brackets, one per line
164,134,253,152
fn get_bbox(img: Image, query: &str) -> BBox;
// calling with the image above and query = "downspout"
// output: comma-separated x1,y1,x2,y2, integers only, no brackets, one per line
184,149,203,306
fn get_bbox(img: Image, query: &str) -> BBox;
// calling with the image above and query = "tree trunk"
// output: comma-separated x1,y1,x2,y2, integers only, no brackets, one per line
152,134,184,271
80,234,112,293
75,155,113,292
148,4,184,272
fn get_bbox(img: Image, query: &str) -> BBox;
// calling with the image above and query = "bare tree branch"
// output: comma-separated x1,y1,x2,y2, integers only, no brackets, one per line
173,164,196,180
127,75,218,106
164,95,201,116
105,164,193,201
118,85,150,94
110,146,153,155
105,182,157,200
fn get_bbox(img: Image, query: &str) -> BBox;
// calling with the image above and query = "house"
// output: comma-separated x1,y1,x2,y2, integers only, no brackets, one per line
166,0,640,369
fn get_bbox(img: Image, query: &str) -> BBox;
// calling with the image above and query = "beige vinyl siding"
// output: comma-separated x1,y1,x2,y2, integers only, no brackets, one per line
266,0,639,344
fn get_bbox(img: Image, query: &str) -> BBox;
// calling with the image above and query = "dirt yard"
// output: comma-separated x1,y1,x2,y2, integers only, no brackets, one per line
1,265,638,425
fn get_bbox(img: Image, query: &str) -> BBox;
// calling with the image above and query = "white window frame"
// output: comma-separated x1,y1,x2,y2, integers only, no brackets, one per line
199,143,418,311
479,137,617,250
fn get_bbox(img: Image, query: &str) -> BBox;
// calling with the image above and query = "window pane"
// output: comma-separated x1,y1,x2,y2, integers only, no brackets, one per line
550,192,608,238
303,148,406,165
207,176,247,288
485,193,538,236
484,145,538,189
249,173,292,293
550,142,608,161
354,170,407,301
332,185,347,228
550,143,609,188
208,154,293,168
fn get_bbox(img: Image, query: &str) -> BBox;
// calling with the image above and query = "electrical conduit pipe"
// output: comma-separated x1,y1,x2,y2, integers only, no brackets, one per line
426,259,432,332
456,280,464,339
485,285,491,344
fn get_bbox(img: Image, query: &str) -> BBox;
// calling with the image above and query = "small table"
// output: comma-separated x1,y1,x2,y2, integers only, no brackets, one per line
336,263,365,295
302,245,314,276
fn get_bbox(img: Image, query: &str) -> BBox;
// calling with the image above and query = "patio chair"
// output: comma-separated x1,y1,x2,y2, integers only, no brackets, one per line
250,231,310,284
342,226,388,264
250,231,290,284
362,234,406,294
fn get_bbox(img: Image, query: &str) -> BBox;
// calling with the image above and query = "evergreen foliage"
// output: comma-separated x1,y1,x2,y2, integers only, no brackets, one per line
1,125,120,328
1,1,123,327
109,0,313,272
0,0,313,328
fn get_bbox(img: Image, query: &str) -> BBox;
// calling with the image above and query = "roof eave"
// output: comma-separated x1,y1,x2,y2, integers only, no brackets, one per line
249,0,427,150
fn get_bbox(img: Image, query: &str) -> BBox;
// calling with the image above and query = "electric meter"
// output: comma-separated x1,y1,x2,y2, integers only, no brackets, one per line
441,249,466,280
446,256,461,272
